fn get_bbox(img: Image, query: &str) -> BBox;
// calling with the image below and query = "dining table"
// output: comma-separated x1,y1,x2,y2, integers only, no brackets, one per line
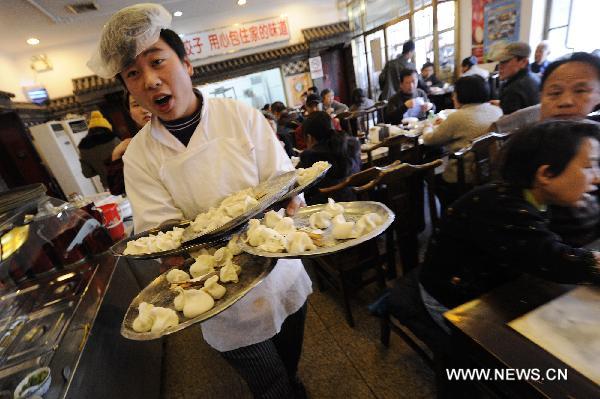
443,274,600,398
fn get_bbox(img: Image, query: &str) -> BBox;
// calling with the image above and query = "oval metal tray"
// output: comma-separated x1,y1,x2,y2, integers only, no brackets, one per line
239,201,394,258
279,163,332,202
121,251,276,341
181,171,297,243
110,221,238,260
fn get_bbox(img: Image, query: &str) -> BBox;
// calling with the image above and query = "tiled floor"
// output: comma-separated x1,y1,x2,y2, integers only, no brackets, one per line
161,267,436,399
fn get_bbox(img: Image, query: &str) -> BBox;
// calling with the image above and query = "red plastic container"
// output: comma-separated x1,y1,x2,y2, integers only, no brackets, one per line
98,203,125,241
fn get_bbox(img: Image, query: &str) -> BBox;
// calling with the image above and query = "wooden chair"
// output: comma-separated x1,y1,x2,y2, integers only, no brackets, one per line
450,132,510,195
362,134,421,168
355,159,442,277
311,161,401,327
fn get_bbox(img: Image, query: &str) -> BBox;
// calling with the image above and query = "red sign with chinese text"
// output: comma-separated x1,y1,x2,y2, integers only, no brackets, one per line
182,16,290,61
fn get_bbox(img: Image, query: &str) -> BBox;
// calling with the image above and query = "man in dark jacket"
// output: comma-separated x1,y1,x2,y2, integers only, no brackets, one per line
379,40,416,100
385,69,434,124
495,42,540,115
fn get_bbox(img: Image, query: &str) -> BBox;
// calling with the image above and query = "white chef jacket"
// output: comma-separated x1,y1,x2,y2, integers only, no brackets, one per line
123,96,312,351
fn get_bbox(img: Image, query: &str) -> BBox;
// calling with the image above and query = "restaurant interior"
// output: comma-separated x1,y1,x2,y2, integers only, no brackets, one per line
0,0,599,398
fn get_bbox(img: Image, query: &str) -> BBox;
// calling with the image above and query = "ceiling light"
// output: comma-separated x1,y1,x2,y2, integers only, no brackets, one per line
27,38,40,46
178,33,184,38
173,11,183,17
237,0,247,6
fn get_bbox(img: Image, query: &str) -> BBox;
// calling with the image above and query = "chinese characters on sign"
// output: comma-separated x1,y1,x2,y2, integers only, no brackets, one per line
182,16,291,61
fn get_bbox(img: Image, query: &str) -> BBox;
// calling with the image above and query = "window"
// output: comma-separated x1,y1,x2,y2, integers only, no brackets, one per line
545,0,600,58
348,0,457,99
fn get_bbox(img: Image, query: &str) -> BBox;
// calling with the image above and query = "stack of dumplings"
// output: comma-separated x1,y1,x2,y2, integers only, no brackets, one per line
131,236,244,334
297,161,331,186
244,198,385,254
190,188,259,234
124,227,185,255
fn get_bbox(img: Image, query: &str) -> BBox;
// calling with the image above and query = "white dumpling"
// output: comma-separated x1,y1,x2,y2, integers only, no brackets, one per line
257,232,287,253
273,217,296,235
192,208,218,232
247,224,268,247
166,269,190,284
133,302,155,332
220,260,241,283
203,275,227,299
173,287,186,311
325,198,345,216
225,195,259,218
285,231,317,253
213,247,233,265
226,235,243,256
205,212,233,231
190,254,216,278
124,240,148,255
264,209,285,228
180,289,215,318
149,306,179,333
355,212,384,236
309,211,333,229
332,214,359,240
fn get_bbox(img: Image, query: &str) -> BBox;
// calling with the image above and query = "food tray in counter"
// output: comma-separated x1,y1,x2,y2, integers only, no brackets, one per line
180,171,297,243
239,201,394,258
121,250,276,341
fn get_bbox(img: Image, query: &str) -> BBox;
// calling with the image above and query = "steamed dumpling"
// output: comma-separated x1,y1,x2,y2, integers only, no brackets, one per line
264,209,285,228
285,231,317,253
226,235,243,255
273,217,296,235
203,275,227,299
166,269,191,284
220,260,241,283
181,288,215,318
332,214,359,240
133,302,155,332
258,232,287,253
309,211,333,229
325,198,345,216
149,306,179,333
214,247,234,265
247,224,268,247
190,254,216,278
225,195,259,218
355,212,383,236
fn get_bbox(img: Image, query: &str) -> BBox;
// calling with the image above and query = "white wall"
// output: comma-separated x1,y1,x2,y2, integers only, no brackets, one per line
1,1,344,102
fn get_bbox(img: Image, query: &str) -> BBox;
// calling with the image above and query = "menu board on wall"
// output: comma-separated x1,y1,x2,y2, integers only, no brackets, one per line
182,16,290,61
483,0,521,59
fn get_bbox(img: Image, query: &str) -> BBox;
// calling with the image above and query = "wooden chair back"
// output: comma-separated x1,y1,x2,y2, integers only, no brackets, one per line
362,134,420,168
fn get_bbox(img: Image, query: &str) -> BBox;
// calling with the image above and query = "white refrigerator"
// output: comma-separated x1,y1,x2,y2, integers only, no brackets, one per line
29,122,99,197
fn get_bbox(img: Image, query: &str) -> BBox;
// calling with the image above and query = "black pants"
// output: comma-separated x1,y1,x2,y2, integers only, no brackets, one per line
220,302,308,399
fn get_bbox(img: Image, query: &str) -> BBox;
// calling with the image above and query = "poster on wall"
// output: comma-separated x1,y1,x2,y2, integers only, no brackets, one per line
283,73,313,107
483,0,521,60
471,0,493,61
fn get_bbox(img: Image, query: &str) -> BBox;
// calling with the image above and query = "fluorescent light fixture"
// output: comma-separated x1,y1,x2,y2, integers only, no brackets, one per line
27,38,40,45
173,10,183,17
237,0,247,6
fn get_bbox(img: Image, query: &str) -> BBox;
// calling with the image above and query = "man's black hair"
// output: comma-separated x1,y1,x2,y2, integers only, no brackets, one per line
500,120,600,188
399,68,418,83
307,86,318,94
271,101,286,114
454,75,490,104
461,56,477,68
320,88,333,98
402,40,415,55
541,51,600,89
422,62,434,70
115,29,187,85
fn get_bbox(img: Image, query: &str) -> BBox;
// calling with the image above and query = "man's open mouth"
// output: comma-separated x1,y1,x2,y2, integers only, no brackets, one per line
154,95,172,105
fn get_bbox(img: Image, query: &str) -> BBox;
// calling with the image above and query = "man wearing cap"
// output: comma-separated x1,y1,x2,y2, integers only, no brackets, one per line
87,4,311,398
495,42,541,115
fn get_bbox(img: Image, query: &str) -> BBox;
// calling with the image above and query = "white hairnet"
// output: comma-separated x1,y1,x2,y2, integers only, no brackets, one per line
87,3,172,78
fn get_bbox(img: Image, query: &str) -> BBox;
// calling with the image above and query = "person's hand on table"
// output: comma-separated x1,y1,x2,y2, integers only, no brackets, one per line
421,102,433,112
285,195,306,216
489,99,501,107
111,138,132,161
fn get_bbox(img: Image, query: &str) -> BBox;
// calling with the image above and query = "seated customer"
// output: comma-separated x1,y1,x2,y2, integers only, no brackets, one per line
349,88,375,112
321,88,349,115
295,93,322,150
385,69,435,124
421,75,503,206
297,111,361,205
461,56,489,80
420,62,444,93
419,121,600,329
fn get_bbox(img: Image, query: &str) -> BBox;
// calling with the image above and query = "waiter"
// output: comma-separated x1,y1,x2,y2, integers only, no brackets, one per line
87,4,311,398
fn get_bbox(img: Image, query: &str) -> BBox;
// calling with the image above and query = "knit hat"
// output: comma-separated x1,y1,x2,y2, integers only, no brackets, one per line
493,42,531,62
88,110,112,131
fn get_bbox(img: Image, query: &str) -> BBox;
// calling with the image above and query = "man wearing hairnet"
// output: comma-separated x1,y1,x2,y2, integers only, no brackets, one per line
88,4,311,398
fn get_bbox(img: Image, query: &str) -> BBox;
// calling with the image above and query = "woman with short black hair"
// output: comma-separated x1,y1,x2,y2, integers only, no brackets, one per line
297,111,361,205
